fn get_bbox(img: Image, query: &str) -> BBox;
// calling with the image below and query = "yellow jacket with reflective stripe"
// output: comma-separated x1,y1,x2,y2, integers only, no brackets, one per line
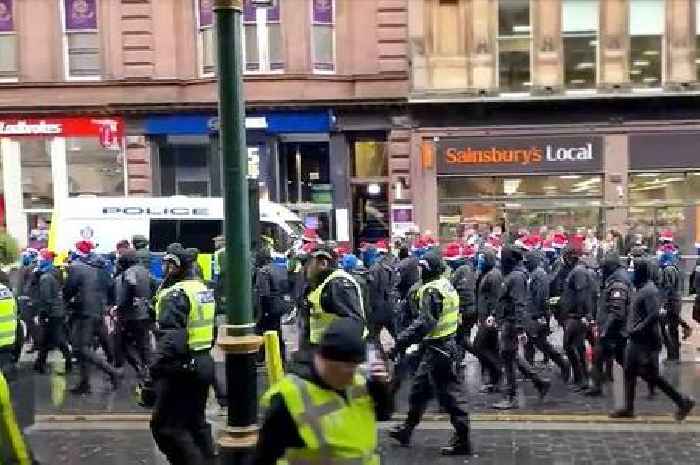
307,270,365,345
0,372,31,465
262,374,379,465
417,278,460,339
156,279,215,352
0,285,17,349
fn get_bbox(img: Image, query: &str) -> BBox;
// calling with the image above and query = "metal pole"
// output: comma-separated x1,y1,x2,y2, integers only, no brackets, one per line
213,1,262,463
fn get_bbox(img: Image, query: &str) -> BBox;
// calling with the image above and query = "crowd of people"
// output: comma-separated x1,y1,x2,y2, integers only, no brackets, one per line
1,223,700,464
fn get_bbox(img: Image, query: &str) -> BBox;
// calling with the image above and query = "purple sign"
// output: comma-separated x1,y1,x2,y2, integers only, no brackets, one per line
313,0,333,23
266,2,279,22
392,207,413,224
243,0,256,22
0,0,13,32
64,0,97,30
199,0,213,27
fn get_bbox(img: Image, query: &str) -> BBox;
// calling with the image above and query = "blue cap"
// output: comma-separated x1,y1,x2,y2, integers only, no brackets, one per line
341,254,359,272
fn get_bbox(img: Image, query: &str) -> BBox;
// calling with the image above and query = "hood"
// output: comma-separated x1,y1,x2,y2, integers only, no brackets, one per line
632,257,652,288
500,246,522,275
524,250,541,272
601,252,622,281
479,249,497,273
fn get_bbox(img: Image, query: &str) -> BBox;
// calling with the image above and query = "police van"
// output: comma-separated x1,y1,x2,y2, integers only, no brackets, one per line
49,196,304,279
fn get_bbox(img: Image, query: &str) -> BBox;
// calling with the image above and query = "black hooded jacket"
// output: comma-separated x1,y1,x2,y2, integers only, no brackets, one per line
63,253,114,318
559,259,594,319
627,258,662,350
497,248,528,327
476,250,503,321
525,250,549,321
115,254,153,321
597,266,631,339
451,262,476,318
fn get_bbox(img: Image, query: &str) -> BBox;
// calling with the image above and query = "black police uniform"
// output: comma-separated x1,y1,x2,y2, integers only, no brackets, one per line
658,263,682,361
474,250,504,390
33,267,71,373
389,252,471,455
523,251,570,382
611,258,695,419
150,248,215,465
585,253,630,396
494,248,549,409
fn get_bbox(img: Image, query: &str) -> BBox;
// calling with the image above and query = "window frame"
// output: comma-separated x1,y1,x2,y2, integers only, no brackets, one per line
0,0,18,83
59,0,102,81
310,0,336,75
496,0,532,95
242,2,284,75
628,0,665,91
195,0,215,78
561,0,599,93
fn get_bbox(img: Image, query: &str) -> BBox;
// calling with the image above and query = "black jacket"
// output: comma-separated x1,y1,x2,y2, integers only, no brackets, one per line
255,262,292,320
63,254,113,318
526,266,549,320
560,263,594,319
116,263,153,321
397,256,420,299
451,263,476,318
476,251,503,321
627,280,662,350
658,265,681,305
597,267,631,339
254,361,393,465
34,269,64,319
367,254,398,322
497,268,528,328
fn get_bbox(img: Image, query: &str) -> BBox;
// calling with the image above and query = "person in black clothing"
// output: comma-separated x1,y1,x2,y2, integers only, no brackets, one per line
14,250,40,354
474,249,503,393
367,241,399,339
523,250,570,382
63,240,122,394
493,247,550,410
132,234,151,270
33,249,71,374
657,247,683,363
610,257,695,419
397,247,420,300
254,247,292,363
388,251,472,455
114,248,153,381
255,318,393,465
558,245,593,391
585,251,630,397
449,252,477,366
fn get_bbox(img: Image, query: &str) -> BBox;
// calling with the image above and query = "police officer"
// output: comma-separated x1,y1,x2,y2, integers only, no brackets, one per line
114,248,153,380
658,247,683,363
150,244,215,465
584,251,630,397
523,250,570,382
474,249,503,393
493,246,550,410
254,246,292,362
0,280,18,377
33,249,71,374
0,370,33,465
388,250,471,455
367,241,399,339
300,247,365,353
255,317,392,465
610,257,695,419
558,245,593,391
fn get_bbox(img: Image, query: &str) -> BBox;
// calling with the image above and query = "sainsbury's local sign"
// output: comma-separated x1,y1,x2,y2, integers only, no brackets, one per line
437,135,603,175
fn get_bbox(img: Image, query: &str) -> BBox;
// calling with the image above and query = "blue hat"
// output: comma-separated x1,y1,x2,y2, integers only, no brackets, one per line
342,254,359,272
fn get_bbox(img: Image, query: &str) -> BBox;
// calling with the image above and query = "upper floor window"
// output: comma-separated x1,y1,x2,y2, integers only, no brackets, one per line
562,0,598,91
61,0,101,80
629,0,663,88
0,0,17,81
311,0,335,73
197,0,215,76
498,0,531,93
243,0,284,73
695,2,700,80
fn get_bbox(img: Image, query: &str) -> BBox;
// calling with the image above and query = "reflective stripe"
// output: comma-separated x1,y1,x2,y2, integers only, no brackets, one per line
0,315,14,323
289,375,341,454
308,270,366,344
0,372,31,465
189,318,214,328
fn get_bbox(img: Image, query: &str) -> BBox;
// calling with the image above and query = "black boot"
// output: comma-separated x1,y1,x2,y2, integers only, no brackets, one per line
609,408,635,419
559,360,571,383
441,434,472,456
537,379,551,400
492,396,518,410
388,424,413,447
69,382,91,395
675,397,695,422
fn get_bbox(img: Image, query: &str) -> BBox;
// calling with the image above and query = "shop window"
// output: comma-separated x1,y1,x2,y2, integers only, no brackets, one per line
311,0,335,73
629,0,663,88
438,175,602,199
61,0,101,79
562,0,598,91
66,137,124,197
0,0,17,80
281,142,330,204
352,141,388,178
19,140,53,209
243,0,284,73
197,0,216,76
498,0,531,93
696,2,700,80
628,172,695,204
158,139,215,197
353,184,390,245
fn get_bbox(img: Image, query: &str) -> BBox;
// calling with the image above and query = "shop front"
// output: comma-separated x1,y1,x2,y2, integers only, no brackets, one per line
0,117,125,248
434,134,604,243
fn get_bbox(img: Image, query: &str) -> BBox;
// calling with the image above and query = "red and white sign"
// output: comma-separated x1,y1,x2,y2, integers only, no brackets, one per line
0,117,124,147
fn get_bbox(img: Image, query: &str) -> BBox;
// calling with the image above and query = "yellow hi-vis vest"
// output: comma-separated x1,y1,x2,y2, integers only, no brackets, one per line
156,280,215,352
0,285,17,349
417,278,460,340
0,371,31,465
262,374,379,465
307,270,364,345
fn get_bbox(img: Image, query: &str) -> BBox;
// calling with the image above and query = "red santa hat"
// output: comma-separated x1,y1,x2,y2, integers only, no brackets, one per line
375,240,390,253
39,248,56,262
443,242,463,261
75,240,95,255
542,240,555,253
462,243,477,259
301,241,318,254
333,246,350,258
302,228,320,243
526,234,542,250
569,234,585,252
552,233,568,249
659,230,674,243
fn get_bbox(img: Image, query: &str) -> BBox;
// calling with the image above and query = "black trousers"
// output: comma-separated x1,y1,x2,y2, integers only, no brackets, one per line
500,323,545,398
114,318,151,379
0,347,15,379
72,316,118,385
563,317,588,385
36,317,71,369
623,342,686,412
151,353,215,465
19,301,39,347
404,339,470,442
525,320,568,371
590,336,626,389
474,324,502,386
660,301,682,361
